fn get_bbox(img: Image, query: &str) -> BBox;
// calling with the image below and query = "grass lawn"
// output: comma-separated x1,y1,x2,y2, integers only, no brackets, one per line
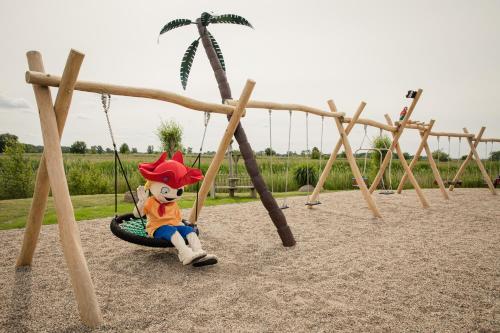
0,191,309,231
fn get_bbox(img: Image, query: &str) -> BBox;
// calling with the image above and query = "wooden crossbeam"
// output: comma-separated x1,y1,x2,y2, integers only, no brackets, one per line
385,115,430,208
369,89,423,193
309,101,366,206
330,101,382,218
20,50,103,327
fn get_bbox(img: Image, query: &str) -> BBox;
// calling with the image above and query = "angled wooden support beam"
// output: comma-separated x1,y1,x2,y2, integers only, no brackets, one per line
369,89,423,193
397,120,449,200
330,101,382,218
308,101,367,206
422,135,450,199
463,128,497,195
449,127,485,191
23,50,103,327
17,49,84,267
189,80,256,223
397,119,449,200
397,120,435,193
385,115,430,208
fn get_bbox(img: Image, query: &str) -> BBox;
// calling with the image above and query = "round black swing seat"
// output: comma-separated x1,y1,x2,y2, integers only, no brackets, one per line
110,213,199,248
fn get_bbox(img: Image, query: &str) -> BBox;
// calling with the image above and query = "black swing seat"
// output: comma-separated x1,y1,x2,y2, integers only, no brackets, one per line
110,213,199,248
352,177,369,188
439,180,462,186
305,201,321,207
379,190,395,195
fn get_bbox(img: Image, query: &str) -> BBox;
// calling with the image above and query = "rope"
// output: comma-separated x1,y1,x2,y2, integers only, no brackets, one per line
436,136,440,163
488,140,494,178
447,136,451,181
191,112,210,224
101,94,145,228
317,116,324,202
305,113,310,201
282,110,292,208
268,109,274,194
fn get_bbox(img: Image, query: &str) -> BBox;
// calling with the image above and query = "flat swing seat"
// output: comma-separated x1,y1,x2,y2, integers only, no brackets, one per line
110,213,199,248
305,201,321,207
439,180,462,186
352,177,369,188
494,177,500,188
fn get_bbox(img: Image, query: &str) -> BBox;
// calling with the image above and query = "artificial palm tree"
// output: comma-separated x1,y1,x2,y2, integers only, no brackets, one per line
159,12,295,246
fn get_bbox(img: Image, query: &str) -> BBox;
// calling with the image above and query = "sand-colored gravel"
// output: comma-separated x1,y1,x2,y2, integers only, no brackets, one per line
0,188,499,332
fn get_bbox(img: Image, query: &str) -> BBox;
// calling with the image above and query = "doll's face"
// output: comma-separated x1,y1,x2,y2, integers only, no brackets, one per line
149,181,184,203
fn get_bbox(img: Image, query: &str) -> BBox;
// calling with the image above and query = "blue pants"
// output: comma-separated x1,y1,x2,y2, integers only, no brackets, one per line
153,225,194,240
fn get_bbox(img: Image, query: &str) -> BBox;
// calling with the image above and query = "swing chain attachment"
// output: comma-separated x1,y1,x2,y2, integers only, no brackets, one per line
101,93,117,149
100,93,146,228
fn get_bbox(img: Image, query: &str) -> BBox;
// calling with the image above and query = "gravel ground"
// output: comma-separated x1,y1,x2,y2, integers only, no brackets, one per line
0,188,499,332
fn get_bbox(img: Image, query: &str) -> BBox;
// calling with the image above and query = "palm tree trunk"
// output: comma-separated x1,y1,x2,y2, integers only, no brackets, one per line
196,19,295,246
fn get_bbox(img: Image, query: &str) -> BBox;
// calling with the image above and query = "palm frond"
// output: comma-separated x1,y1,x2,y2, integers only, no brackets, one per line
209,14,253,28
208,31,225,71
200,12,213,26
159,18,192,35
180,39,199,90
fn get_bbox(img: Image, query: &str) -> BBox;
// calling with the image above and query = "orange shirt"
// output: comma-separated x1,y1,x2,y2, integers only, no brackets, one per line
143,197,182,236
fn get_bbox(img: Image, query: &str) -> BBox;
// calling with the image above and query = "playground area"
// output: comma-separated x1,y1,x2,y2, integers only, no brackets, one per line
1,188,498,332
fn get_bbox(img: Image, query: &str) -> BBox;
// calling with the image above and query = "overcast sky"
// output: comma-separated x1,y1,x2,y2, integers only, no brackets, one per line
1,0,499,158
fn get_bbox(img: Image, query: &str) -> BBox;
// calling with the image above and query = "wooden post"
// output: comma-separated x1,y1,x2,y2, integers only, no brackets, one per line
330,101,382,218
384,115,430,208
369,89,422,193
308,101,366,206
463,128,497,195
17,50,84,267
449,127,485,191
189,80,256,223
26,50,102,327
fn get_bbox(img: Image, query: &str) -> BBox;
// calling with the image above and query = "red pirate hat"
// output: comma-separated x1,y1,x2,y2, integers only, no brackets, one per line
138,151,203,188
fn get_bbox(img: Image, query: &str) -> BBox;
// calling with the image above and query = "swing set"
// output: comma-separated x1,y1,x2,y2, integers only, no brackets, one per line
396,122,498,196
14,48,499,328
15,49,272,327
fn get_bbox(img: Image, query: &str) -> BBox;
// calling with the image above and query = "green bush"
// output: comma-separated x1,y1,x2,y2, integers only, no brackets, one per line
157,119,183,156
70,141,87,154
293,164,318,187
0,140,34,199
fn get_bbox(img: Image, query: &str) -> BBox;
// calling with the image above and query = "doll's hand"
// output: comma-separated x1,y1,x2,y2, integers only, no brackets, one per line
136,185,148,204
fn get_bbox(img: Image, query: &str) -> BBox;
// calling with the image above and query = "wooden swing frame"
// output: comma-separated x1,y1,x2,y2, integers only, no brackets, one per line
310,89,429,217
17,49,257,327
448,128,498,195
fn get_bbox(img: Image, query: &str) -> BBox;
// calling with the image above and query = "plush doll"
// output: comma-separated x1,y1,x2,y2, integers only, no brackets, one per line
133,151,217,267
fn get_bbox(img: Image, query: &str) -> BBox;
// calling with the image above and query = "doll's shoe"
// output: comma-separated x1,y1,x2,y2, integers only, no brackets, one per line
171,232,206,265
192,254,218,267
180,251,207,265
